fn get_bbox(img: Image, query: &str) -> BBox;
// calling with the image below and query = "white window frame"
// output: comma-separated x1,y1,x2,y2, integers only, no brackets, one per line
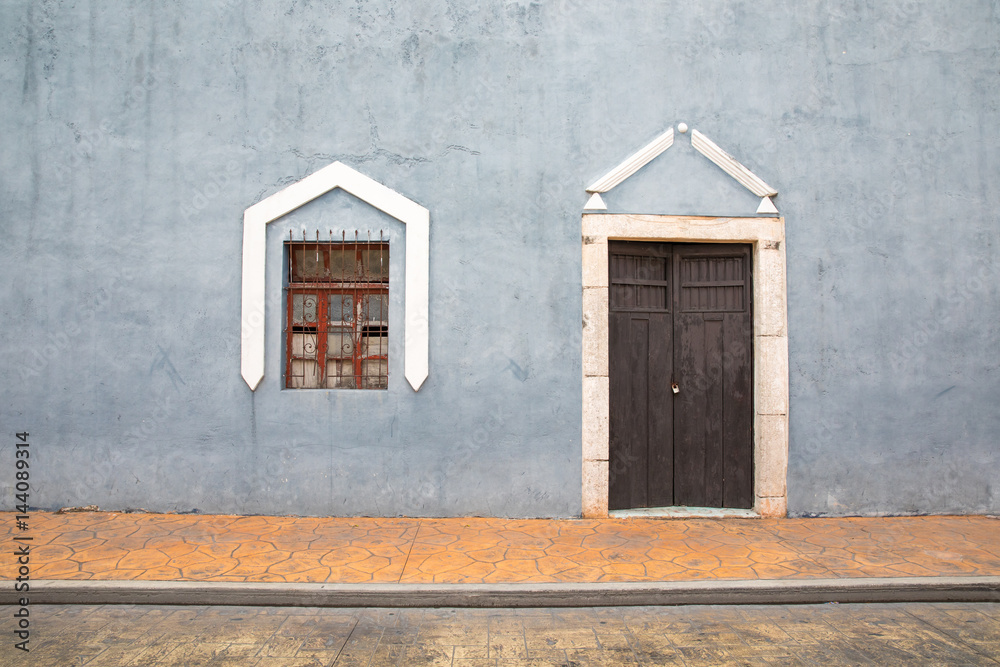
240,162,429,392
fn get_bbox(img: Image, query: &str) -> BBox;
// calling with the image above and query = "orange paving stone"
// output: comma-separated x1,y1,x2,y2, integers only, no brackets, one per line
182,559,241,578
33,560,83,578
2,512,999,585
536,555,579,576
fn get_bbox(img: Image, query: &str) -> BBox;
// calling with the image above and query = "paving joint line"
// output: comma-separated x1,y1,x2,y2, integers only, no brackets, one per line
398,522,420,583
331,617,360,665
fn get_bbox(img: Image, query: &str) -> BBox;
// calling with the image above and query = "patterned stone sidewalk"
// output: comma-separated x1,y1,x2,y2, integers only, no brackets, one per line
3,512,999,585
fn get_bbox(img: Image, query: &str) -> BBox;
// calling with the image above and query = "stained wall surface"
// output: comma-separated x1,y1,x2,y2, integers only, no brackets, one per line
0,1,997,516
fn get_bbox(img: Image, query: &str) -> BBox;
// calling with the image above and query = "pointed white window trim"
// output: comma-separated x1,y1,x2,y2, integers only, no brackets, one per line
240,161,429,392
583,124,779,215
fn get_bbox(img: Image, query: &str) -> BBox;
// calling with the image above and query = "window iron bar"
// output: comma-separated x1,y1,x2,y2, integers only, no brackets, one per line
283,233,389,390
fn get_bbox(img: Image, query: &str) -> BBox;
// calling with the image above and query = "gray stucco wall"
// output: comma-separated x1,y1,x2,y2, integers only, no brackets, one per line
1,1,997,517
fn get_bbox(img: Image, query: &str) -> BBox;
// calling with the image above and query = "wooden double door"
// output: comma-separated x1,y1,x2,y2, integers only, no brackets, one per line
609,241,753,510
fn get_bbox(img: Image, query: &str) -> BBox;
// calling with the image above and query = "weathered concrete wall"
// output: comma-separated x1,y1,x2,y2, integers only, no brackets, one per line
0,1,997,516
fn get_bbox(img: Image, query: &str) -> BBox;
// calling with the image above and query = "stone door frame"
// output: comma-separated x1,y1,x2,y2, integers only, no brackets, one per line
582,214,788,518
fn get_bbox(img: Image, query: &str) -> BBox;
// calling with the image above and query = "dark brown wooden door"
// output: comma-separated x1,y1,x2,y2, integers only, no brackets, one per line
609,242,753,510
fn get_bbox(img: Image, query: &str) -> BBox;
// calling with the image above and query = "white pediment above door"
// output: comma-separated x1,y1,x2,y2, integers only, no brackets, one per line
584,124,778,217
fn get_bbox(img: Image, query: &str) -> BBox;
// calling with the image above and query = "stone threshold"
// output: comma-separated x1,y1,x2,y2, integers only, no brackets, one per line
609,506,759,519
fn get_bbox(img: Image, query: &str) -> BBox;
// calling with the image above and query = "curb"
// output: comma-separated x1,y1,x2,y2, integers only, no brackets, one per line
14,576,1000,608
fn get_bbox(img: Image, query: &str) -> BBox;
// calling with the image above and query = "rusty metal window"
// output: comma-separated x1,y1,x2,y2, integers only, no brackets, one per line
285,235,388,390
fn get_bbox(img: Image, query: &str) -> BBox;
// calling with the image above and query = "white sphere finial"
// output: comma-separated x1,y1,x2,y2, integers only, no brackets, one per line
677,122,688,134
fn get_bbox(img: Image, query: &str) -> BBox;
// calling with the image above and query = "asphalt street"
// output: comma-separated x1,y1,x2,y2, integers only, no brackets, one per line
3,602,999,665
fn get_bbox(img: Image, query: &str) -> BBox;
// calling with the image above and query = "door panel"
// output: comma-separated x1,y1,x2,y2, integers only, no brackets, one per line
608,312,675,511
609,241,753,510
673,312,726,507
608,314,649,510
645,312,674,508
608,242,673,512
722,314,754,507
